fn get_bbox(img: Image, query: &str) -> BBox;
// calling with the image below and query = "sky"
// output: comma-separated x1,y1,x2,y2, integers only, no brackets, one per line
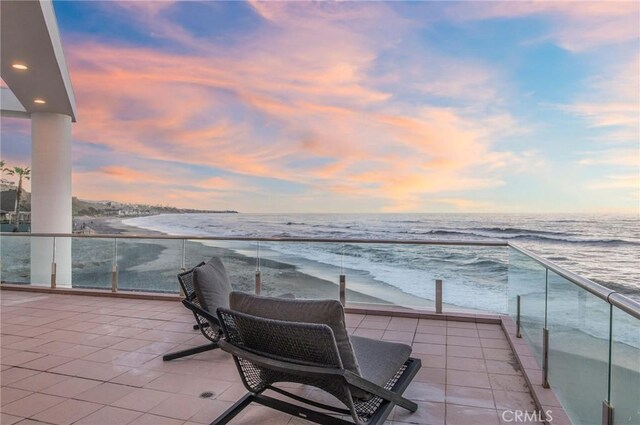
1,1,639,214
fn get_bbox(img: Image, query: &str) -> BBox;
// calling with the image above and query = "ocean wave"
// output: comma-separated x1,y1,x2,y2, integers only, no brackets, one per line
471,227,570,237
397,229,639,246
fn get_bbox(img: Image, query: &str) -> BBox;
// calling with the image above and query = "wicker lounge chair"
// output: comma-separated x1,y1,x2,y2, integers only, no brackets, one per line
212,292,421,425
162,258,231,361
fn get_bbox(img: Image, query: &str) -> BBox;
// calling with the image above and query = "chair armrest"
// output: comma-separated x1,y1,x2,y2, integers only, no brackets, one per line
182,299,219,326
218,339,345,380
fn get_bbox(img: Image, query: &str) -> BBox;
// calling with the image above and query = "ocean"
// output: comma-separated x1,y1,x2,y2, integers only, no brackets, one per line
124,213,640,304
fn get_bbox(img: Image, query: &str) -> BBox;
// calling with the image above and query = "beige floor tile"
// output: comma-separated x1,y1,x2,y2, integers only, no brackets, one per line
403,382,445,403
493,390,536,411
446,385,496,409
485,358,520,375
54,345,101,359
111,388,172,412
40,376,101,398
0,413,23,425
8,372,69,392
447,327,479,337
188,399,235,424
148,394,211,420
76,382,137,405
31,399,102,425
413,354,446,369
411,343,446,356
483,348,512,361
382,330,415,343
446,356,487,372
1,387,32,406
447,370,492,389
18,355,74,371
447,321,478,329
414,367,446,384
413,333,446,344
392,400,445,425
228,405,291,425
446,405,499,425
416,324,447,335
447,345,484,359
82,348,128,363
129,413,184,425
110,368,163,387
489,374,530,393
75,406,142,425
447,336,482,347
1,351,46,367
1,393,65,418
145,372,233,396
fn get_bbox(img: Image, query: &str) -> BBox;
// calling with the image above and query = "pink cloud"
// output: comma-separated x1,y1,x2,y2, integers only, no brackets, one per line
444,1,640,51
57,2,533,211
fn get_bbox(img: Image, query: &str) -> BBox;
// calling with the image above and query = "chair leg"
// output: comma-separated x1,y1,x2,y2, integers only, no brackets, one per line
210,393,353,425
162,342,218,361
209,393,255,425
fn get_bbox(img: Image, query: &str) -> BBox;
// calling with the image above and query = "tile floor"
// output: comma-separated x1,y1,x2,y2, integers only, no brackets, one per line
1,290,538,425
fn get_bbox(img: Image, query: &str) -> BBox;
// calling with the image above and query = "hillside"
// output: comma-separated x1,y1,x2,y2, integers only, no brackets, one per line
0,185,237,217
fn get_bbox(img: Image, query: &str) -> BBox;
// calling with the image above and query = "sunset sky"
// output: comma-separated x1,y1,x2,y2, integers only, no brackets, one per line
1,1,638,213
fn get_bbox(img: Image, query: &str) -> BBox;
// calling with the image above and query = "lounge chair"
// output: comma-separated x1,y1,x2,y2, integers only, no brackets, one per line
162,258,232,361
212,292,421,424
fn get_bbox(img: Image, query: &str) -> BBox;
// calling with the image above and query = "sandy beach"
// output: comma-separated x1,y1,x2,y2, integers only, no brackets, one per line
69,216,422,305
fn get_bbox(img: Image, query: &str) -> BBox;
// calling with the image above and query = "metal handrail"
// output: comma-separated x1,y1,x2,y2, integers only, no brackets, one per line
1,231,638,319
0,232,507,246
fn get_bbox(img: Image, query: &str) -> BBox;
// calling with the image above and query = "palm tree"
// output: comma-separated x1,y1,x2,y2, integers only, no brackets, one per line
0,160,11,185
6,166,30,231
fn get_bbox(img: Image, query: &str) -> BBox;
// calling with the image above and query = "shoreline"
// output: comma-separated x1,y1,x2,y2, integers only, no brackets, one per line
80,217,406,305
72,216,510,313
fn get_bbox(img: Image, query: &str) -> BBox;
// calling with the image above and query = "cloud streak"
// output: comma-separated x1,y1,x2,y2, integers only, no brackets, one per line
59,1,530,211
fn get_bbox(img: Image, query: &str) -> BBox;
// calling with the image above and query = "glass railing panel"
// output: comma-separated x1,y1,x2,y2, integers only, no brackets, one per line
610,306,640,425
116,238,183,293
184,239,256,292
256,241,342,300
507,247,546,362
1,234,32,284
546,270,610,425
71,237,114,290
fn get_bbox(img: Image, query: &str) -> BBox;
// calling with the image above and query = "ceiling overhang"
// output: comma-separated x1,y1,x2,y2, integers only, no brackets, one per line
1,0,77,122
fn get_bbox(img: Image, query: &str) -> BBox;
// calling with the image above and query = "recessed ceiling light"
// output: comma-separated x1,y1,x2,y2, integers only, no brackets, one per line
12,63,28,70
34,98,46,104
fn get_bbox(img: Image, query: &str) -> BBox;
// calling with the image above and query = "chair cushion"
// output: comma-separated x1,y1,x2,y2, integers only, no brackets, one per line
350,335,412,388
229,292,360,376
193,257,232,313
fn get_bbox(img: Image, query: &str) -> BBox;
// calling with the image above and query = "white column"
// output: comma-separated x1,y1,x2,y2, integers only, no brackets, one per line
30,112,72,287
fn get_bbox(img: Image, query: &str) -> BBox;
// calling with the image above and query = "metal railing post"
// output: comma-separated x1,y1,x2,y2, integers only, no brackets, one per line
602,401,614,425
339,244,346,305
542,327,550,388
180,239,186,272
435,279,443,314
603,304,614,425
516,295,522,338
50,237,57,288
179,239,186,297
255,241,261,295
111,238,118,292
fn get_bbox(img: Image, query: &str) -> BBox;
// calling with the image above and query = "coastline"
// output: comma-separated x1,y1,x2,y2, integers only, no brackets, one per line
74,216,167,236
79,216,409,305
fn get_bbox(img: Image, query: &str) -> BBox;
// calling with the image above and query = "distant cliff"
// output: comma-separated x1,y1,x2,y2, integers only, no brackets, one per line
73,198,238,217
0,186,237,217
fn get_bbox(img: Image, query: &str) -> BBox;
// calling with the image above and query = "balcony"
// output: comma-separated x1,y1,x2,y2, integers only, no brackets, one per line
1,234,639,425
